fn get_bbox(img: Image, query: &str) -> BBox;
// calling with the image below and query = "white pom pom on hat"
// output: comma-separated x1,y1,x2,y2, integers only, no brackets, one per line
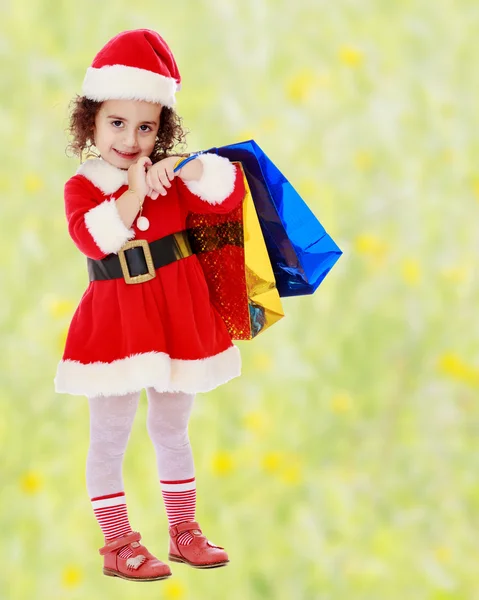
81,29,181,107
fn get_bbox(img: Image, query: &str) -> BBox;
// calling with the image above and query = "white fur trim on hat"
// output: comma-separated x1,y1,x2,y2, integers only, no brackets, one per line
184,154,236,205
84,198,136,255
54,346,241,397
77,158,128,195
82,65,177,107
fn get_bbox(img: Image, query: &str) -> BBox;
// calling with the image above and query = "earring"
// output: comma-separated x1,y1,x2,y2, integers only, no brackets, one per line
84,146,100,161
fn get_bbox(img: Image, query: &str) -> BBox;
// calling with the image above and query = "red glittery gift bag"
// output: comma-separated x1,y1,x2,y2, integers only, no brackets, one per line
186,162,284,340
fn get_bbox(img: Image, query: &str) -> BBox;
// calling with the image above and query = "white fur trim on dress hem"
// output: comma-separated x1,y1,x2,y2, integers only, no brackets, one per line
184,154,236,205
54,345,241,398
84,198,136,255
82,65,178,107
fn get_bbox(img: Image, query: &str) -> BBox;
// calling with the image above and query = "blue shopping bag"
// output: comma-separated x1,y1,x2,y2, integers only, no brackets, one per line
205,140,342,297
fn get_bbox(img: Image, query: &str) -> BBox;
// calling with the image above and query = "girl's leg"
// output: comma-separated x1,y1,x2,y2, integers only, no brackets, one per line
145,388,196,546
86,391,140,558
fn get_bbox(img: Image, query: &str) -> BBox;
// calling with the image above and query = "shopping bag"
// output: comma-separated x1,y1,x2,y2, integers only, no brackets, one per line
186,162,284,340
205,140,342,297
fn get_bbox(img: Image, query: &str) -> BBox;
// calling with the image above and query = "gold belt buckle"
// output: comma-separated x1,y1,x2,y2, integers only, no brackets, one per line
118,239,156,284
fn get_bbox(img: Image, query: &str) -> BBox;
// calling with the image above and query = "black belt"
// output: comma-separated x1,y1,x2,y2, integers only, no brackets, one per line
87,230,194,285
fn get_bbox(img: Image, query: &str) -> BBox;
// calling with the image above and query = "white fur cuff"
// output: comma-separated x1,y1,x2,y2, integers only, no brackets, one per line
184,153,236,205
84,199,135,255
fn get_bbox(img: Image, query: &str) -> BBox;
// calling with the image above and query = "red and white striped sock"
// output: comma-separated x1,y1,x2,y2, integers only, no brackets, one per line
160,477,196,545
91,491,134,559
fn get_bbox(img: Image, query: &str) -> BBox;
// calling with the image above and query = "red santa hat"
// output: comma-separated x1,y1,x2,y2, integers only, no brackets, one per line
82,29,181,107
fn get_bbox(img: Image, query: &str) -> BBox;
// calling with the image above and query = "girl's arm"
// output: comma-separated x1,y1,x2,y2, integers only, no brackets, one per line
176,154,246,215
64,176,136,259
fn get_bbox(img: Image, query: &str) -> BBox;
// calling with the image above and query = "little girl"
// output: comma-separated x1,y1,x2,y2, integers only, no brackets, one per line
54,29,246,582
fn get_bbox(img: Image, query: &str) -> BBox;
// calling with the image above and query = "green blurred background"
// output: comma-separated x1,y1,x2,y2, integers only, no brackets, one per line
2,0,479,598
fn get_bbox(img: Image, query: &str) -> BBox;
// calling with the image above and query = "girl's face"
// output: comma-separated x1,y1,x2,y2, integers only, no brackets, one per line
93,99,162,169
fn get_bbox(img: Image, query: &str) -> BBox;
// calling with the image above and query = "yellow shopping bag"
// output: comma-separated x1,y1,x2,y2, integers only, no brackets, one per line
187,162,284,340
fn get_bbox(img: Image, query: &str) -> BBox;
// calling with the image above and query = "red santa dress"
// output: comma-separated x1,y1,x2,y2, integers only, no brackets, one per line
54,153,246,398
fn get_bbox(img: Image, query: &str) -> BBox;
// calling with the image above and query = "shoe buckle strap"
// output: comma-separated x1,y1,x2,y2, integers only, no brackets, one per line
169,521,201,538
99,530,141,555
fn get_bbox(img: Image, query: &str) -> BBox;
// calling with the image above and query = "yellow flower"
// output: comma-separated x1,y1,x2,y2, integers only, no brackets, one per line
437,353,479,387
438,353,465,377
354,234,389,258
62,566,82,587
279,461,303,485
20,471,42,494
24,173,44,194
48,298,77,319
164,580,186,599
339,45,364,67
211,451,234,475
354,151,373,171
243,410,269,434
286,69,316,104
434,545,451,563
330,392,352,413
253,352,273,372
261,451,283,472
401,258,421,286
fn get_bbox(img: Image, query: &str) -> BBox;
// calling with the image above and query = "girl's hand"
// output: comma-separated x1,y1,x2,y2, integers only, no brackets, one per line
146,156,179,196
127,156,160,200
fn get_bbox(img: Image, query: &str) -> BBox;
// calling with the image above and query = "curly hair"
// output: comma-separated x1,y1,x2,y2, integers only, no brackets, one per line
65,95,189,163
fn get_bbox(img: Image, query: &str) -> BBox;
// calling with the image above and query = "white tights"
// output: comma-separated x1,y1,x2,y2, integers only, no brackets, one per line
86,388,195,499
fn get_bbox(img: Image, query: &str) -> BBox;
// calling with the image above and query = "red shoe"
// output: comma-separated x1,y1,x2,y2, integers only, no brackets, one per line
168,520,229,569
99,531,172,581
